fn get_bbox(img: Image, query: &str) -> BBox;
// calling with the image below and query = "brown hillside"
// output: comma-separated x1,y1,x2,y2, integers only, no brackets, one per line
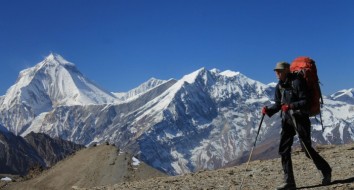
1,144,166,190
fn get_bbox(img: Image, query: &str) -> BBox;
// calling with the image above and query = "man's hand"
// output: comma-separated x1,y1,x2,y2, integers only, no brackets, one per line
262,106,268,115
281,104,293,112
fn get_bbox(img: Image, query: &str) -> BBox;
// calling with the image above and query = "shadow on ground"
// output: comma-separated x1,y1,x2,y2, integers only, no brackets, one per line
297,176,354,189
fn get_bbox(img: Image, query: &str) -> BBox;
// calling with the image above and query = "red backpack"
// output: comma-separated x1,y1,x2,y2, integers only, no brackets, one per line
290,56,323,117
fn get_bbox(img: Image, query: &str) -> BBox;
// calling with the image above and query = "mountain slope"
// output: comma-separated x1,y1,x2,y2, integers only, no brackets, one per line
3,144,167,190
0,127,45,175
0,129,84,175
24,132,85,167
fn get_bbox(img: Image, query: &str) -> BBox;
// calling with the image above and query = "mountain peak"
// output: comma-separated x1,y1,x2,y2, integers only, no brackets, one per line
179,67,207,84
41,53,74,67
1,54,117,116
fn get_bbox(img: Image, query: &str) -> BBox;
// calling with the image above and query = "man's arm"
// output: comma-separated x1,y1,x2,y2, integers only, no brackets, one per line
265,83,282,117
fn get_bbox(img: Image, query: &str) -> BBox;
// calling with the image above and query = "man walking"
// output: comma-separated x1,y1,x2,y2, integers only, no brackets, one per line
262,61,332,190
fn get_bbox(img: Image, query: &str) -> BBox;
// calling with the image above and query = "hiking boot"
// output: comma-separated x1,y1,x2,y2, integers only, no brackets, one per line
322,171,331,185
275,182,296,190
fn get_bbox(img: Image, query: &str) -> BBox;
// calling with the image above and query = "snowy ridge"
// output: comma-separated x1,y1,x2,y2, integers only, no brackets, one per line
330,88,354,104
129,68,211,122
220,70,240,77
113,78,169,102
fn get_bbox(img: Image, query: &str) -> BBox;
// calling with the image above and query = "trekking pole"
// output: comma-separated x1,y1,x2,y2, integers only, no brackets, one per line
239,114,265,190
288,110,314,160
319,84,325,132
319,110,324,132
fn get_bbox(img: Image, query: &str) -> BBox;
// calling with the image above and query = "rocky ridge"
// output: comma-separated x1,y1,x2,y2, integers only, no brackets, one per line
0,130,84,175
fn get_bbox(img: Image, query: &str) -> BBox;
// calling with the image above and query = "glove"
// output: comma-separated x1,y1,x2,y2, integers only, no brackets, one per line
281,104,293,112
261,106,268,115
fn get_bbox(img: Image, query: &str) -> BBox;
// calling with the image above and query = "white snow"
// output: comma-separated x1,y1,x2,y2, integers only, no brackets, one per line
170,150,191,174
132,156,141,166
21,112,48,137
246,97,269,104
45,53,75,66
220,70,240,77
330,88,354,99
322,99,354,120
267,82,277,87
0,177,12,182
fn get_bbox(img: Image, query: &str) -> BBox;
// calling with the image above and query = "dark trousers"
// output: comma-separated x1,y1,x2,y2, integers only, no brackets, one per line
279,112,332,184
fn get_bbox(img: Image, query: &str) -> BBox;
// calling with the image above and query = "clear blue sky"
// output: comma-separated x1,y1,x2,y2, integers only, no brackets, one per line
1,0,353,96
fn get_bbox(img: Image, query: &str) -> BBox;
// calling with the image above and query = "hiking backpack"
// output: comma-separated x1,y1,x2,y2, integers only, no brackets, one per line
290,56,323,117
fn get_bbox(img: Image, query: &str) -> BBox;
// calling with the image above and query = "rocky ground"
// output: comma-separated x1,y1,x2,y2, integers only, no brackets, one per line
1,143,354,190
0,144,166,190
82,143,354,190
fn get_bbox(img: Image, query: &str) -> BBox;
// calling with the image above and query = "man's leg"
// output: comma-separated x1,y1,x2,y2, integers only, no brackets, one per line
295,114,332,185
277,119,296,189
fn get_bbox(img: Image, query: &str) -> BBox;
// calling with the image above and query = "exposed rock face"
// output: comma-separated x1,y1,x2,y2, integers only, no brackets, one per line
0,129,45,175
0,129,84,175
24,132,85,167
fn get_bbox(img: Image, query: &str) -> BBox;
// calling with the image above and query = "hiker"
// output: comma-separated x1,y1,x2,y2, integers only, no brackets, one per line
261,61,332,190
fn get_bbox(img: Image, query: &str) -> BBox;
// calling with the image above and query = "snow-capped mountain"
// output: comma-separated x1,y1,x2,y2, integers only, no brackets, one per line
3,53,117,108
128,68,275,174
0,54,353,175
313,98,354,144
0,54,117,134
